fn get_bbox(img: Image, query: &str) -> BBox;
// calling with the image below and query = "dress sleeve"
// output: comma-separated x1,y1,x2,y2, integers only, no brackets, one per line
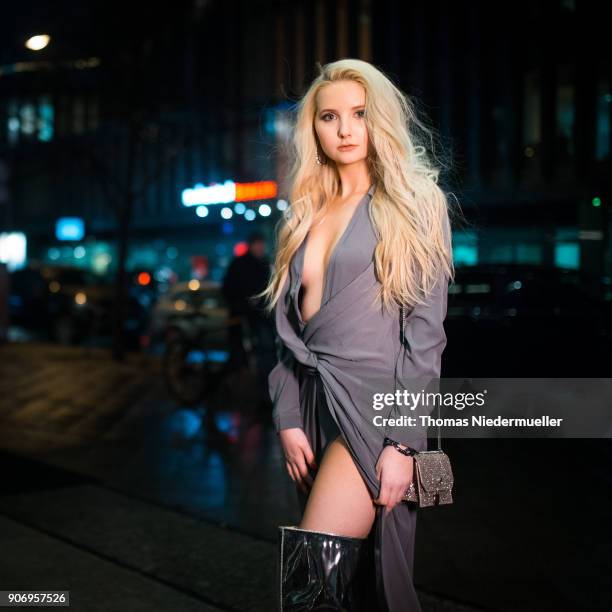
268,337,303,434
385,271,449,451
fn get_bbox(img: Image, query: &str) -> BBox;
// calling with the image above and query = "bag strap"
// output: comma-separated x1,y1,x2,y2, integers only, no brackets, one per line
401,304,442,451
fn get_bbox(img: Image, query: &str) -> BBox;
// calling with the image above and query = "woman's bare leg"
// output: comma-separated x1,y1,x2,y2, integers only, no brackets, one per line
299,435,376,538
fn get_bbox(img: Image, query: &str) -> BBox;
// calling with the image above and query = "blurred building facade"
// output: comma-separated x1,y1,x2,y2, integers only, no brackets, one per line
0,0,610,291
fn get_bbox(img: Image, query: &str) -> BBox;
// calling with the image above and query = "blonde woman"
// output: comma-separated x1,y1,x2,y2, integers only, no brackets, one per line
262,59,454,611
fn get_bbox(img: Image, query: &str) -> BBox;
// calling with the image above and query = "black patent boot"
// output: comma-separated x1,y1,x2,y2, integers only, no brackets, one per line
277,525,367,611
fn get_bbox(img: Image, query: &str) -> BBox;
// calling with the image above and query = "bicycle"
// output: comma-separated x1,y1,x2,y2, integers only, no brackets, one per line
162,312,258,406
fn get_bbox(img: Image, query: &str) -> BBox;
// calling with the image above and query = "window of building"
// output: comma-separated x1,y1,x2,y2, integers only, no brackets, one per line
595,78,610,161
556,64,574,161
453,230,478,266
73,97,85,134
523,69,541,151
555,242,579,269
38,95,54,141
5,95,56,144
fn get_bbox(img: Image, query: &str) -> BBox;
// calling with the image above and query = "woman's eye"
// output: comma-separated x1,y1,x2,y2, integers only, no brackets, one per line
320,110,364,121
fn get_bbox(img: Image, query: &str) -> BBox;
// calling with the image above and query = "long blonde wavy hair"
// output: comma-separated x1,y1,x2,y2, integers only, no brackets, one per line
259,58,456,315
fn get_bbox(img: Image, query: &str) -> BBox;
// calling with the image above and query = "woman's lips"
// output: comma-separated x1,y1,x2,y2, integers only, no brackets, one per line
338,144,357,151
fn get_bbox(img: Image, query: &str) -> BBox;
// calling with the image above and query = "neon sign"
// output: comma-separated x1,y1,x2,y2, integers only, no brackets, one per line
181,180,278,207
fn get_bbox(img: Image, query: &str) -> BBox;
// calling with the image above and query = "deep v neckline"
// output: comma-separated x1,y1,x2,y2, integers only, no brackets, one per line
297,186,372,327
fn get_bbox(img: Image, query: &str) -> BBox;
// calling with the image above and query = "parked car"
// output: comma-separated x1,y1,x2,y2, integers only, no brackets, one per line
443,263,609,376
9,264,148,347
146,280,230,348
447,264,605,329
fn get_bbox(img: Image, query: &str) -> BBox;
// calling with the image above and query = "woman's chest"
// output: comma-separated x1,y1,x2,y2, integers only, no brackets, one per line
293,198,379,297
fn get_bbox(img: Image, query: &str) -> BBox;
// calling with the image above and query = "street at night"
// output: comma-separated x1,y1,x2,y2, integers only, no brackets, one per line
1,1,611,611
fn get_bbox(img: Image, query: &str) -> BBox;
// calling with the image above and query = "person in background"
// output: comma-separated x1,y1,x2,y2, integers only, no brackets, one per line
221,231,275,417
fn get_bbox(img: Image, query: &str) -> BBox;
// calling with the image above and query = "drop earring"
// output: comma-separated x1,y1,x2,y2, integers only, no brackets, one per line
315,147,327,166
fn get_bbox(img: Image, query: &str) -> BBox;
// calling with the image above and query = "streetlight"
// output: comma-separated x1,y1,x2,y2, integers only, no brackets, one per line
25,35,51,51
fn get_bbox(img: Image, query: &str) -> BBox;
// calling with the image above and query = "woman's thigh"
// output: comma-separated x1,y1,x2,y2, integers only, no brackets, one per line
299,435,376,539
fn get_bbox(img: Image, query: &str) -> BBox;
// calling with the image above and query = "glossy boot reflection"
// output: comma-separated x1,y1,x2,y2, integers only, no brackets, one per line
277,525,367,611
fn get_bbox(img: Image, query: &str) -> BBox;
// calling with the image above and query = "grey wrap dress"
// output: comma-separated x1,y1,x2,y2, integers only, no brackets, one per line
269,183,449,612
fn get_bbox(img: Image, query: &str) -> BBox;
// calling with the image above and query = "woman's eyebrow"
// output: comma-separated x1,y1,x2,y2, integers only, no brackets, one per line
319,105,365,113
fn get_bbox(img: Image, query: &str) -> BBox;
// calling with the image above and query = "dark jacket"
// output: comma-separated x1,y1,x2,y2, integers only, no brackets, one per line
222,252,271,318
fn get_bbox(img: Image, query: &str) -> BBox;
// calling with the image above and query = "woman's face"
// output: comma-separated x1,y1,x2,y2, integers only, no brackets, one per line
314,80,369,167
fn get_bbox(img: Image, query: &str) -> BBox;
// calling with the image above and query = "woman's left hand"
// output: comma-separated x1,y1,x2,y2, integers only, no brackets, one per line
373,446,414,515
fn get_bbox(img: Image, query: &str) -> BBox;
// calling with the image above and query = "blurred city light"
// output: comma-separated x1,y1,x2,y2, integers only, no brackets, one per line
235,181,277,201
183,181,234,206
137,272,151,286
56,217,85,241
234,202,246,214
25,35,51,51
220,207,233,219
182,180,278,206
195,205,208,217
74,292,87,305
92,252,111,274
554,243,580,269
0,232,27,271
244,210,256,221
188,279,200,291
592,196,601,207
233,242,248,256
258,204,272,216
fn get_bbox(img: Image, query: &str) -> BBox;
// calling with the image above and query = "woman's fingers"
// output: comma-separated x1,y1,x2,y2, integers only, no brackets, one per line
295,455,314,489
302,444,317,470
287,461,309,494
375,480,409,513
374,481,389,507
286,461,299,484
285,450,315,494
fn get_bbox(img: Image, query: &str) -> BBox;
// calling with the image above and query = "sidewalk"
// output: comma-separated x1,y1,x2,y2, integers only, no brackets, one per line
0,451,481,612
1,341,609,611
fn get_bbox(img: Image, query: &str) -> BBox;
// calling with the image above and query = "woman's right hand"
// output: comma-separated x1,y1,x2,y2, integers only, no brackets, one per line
279,428,317,494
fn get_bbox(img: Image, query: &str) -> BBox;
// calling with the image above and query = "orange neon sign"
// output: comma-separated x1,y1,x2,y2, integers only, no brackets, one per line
235,181,278,202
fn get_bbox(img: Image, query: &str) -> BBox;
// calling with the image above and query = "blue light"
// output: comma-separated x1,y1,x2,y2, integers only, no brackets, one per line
555,243,580,269
56,217,85,241
234,202,246,214
185,350,206,364
207,350,229,362
196,205,209,218
453,245,478,266
222,221,234,235
244,210,256,221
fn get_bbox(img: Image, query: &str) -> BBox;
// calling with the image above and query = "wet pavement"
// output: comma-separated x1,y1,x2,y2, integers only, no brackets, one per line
0,342,610,611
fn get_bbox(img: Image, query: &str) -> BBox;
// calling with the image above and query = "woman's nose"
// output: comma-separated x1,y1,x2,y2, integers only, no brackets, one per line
338,122,351,137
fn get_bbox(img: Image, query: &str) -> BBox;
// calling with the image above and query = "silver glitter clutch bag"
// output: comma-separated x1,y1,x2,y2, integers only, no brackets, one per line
402,449,454,506
400,304,454,507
